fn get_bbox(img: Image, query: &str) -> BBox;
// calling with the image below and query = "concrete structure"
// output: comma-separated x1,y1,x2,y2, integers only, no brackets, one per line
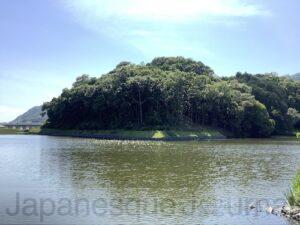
4,124,40,131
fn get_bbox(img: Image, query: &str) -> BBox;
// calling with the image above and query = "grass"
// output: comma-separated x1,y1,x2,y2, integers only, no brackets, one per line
0,127,42,135
0,127,23,134
286,170,300,207
36,126,226,140
152,130,166,139
27,127,41,134
165,127,222,138
116,130,168,139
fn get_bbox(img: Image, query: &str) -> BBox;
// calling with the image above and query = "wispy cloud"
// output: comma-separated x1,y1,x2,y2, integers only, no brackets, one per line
64,0,270,23
60,0,271,61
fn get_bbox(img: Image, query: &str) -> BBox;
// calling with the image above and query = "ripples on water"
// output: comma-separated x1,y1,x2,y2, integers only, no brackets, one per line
0,135,299,225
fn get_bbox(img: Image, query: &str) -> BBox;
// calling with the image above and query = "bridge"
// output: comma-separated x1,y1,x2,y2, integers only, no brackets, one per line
4,124,41,131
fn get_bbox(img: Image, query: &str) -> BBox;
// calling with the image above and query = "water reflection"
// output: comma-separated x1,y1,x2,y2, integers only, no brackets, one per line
38,138,299,224
1,135,299,225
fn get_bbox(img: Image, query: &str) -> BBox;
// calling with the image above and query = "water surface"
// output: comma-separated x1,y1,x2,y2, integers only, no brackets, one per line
0,135,299,225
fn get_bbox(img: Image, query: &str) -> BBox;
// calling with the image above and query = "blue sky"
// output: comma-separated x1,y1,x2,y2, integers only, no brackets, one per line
0,0,300,121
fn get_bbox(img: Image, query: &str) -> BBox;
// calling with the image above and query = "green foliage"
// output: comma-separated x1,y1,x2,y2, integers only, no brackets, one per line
235,72,300,134
148,56,214,76
241,101,275,137
42,57,299,138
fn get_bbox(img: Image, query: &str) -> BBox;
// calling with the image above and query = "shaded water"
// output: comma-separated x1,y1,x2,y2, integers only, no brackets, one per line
0,135,299,225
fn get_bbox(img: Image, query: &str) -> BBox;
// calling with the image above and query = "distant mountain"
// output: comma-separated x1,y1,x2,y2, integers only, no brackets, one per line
292,73,300,80
286,73,300,81
9,106,47,125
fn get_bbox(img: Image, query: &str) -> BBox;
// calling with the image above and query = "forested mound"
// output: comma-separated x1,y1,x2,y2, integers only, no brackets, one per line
43,57,300,137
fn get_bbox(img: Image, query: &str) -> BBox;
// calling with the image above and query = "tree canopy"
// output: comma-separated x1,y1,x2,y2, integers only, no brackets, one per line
42,57,300,137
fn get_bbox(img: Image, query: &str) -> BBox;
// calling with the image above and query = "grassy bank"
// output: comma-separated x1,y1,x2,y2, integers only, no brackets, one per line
286,170,300,206
4,126,298,140
34,126,227,141
0,127,23,134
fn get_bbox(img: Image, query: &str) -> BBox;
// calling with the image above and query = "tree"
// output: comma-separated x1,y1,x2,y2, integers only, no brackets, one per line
42,56,298,137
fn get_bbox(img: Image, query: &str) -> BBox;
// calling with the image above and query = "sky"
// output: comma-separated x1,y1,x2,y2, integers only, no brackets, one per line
0,0,300,122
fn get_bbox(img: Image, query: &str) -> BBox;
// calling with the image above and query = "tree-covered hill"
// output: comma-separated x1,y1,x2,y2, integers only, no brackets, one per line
43,57,300,137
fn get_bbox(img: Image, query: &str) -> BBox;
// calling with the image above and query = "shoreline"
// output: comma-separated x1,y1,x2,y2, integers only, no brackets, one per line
267,205,300,223
1,128,298,141
35,128,227,141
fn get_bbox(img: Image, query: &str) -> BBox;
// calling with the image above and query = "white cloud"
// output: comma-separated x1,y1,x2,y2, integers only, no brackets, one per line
61,0,270,61
0,105,25,122
64,0,270,23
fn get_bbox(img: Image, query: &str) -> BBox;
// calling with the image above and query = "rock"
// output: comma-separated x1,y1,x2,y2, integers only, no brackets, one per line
250,205,256,210
279,205,300,221
292,213,300,221
291,208,300,215
266,206,274,214
267,204,300,222
281,205,290,214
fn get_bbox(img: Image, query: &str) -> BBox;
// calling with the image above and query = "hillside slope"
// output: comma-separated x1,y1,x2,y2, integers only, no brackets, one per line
9,106,47,125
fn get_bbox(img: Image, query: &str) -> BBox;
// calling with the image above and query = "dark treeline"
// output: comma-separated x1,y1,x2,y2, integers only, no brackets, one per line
43,57,300,137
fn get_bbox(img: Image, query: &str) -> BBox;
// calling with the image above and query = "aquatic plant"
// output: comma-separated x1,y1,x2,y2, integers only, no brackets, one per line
286,170,300,206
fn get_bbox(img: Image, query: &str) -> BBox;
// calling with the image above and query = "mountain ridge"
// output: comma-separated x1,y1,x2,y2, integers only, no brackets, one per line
9,106,47,125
